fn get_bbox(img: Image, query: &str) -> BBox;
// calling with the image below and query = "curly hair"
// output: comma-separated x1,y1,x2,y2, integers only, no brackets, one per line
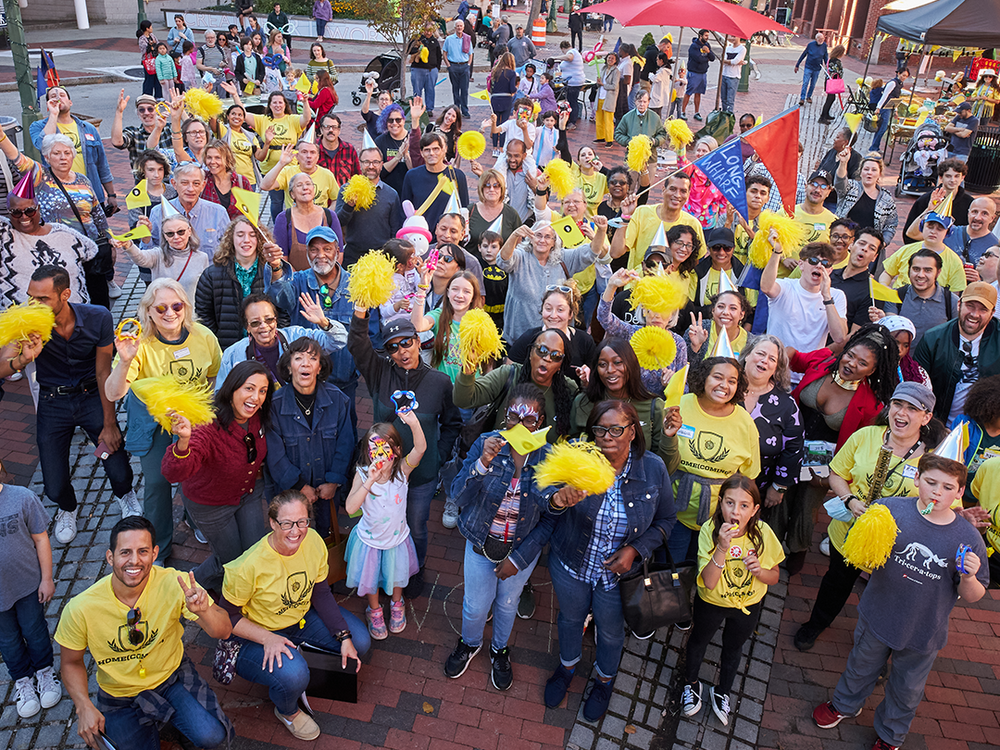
667,224,701,275
827,324,900,406
585,337,656,404
214,215,273,267
963,373,1000,429
518,328,575,438
375,103,405,136
689,356,748,405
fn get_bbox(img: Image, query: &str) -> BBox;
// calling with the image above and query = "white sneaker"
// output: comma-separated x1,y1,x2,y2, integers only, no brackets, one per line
820,536,831,557
194,528,208,544
54,509,78,544
107,280,123,299
116,490,142,518
710,685,731,726
35,666,62,709
441,498,459,529
14,676,40,718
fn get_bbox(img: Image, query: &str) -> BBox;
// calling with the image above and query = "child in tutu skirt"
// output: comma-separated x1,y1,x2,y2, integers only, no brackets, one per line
345,407,426,640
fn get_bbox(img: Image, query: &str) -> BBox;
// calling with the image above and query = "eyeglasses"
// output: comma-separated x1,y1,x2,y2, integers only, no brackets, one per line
248,316,277,329
385,337,414,353
243,431,257,464
322,124,340,130
592,424,629,438
153,302,185,315
981,251,998,260
360,159,383,166
532,344,564,362
126,607,144,646
805,256,833,268
163,229,189,238
387,117,405,123
505,408,540,428
9,206,38,218
671,241,695,251
137,107,155,114
276,518,310,530
545,284,573,294
808,180,831,189
440,254,455,264
830,233,854,242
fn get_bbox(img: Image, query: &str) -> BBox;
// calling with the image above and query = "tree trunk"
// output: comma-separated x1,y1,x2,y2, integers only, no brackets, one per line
527,0,542,32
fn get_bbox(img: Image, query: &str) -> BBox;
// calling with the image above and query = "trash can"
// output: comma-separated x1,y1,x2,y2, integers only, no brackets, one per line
965,124,1000,194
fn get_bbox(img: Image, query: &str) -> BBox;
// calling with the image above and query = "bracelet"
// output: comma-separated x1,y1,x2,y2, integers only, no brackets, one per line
7,356,21,373
534,188,548,196
823,298,835,305
171,444,191,459
334,629,352,643
404,455,417,468
711,554,725,569
0,131,7,144
548,496,563,511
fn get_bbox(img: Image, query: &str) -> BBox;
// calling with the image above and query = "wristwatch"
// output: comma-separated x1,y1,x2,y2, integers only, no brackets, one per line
320,319,333,332
334,629,352,642
823,298,835,305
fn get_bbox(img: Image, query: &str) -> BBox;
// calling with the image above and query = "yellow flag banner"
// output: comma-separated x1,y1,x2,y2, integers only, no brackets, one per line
870,277,901,304
550,214,587,249
231,186,262,227
243,80,257,96
125,179,150,210
109,225,152,243
499,424,551,455
664,364,689,408
295,73,311,94
470,90,490,101
844,113,863,134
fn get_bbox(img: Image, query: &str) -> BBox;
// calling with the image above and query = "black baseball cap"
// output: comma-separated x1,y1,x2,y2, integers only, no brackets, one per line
381,319,417,344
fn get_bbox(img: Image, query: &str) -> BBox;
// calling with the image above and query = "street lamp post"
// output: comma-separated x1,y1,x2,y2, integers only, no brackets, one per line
738,0,758,93
137,0,147,26
2,0,40,159
547,0,560,34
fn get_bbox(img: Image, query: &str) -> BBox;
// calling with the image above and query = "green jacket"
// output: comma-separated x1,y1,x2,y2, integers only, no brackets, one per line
614,108,667,147
453,364,578,435
570,392,664,453
914,318,1000,423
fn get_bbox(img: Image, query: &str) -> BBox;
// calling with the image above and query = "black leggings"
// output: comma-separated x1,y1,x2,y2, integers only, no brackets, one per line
820,92,837,120
571,28,583,51
805,542,862,631
684,596,762,695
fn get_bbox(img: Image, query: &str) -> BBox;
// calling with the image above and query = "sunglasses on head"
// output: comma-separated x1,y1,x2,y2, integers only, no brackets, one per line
532,344,564,362
805,256,833,268
9,206,38,218
545,284,573,294
126,607,144,646
385,337,414,353
592,424,628,438
153,302,185,315
243,431,257,464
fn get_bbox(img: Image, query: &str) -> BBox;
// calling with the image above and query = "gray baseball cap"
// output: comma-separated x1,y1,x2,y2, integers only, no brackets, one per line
891,381,935,412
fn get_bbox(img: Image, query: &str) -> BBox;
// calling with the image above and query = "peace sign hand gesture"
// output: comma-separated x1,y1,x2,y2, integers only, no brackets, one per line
178,571,211,615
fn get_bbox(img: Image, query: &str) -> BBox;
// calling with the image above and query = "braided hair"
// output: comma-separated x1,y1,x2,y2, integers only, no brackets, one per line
827,324,900,406
518,328,575,438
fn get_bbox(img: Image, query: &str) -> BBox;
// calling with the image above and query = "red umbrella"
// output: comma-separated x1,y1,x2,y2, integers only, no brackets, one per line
577,0,790,37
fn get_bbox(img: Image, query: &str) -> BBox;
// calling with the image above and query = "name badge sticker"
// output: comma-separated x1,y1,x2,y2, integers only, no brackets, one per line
677,424,696,440
173,347,191,359
813,223,825,232
902,464,918,479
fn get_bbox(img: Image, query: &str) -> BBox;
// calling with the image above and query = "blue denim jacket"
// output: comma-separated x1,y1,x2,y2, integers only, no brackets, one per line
450,433,554,555
512,449,676,575
265,383,355,489
30,116,113,204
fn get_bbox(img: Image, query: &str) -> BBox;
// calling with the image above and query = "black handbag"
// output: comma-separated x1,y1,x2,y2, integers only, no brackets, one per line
618,526,697,636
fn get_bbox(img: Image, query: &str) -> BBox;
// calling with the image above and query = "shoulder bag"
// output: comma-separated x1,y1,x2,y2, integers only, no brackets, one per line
618,526,697,636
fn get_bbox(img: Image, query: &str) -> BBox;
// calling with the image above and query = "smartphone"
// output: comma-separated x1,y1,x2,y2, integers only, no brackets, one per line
94,441,111,461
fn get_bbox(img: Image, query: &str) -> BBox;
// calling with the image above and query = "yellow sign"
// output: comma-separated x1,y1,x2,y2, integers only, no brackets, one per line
232,186,261,227
550,214,587,249
109,226,152,243
125,179,150,210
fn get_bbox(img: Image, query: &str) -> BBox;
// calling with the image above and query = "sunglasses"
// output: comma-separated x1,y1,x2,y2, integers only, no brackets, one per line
483,183,502,190
318,284,333,307
440,254,455,264
153,302,185,315
981,251,997,260
276,518,310,530
243,431,257,464
9,206,38,218
248,316,277,329
126,607,144,646
163,229,188,238
609,180,629,187
545,284,573,294
137,107,155,114
532,344,564,362
387,117,405,123
385,337,414,353
592,424,629,438
805,256,833,268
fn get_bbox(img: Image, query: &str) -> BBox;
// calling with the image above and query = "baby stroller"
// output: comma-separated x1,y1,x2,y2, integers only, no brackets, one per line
894,120,949,197
351,52,402,106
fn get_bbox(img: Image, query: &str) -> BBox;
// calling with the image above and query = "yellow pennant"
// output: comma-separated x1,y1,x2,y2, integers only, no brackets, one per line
109,225,152,243
664,364,689,408
243,80,257,96
870,277,901,304
231,186,261,227
499,424,551,455
311,78,319,95
470,89,490,101
295,73,311,94
550,214,587,249
844,113,863,134
125,179,151,210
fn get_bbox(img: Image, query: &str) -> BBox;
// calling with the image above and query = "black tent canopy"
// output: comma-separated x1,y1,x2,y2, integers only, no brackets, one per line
876,0,1000,47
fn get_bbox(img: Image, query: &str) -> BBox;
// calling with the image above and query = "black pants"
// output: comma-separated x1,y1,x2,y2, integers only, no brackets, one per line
571,28,583,51
566,85,582,124
684,596,762,695
805,542,862,631
820,92,837,120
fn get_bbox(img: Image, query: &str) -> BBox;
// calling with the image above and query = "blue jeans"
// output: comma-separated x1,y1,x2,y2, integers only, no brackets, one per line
870,108,893,152
449,63,470,115
720,76,738,113
548,558,625,680
139,429,184,564
315,18,327,37
37,389,134,512
800,67,820,101
0,592,53,681
411,67,438,112
461,540,539,651
103,679,227,750
235,607,370,716
406,480,437,568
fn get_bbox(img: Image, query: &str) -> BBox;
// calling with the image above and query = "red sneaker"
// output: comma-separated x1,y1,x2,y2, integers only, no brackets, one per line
872,739,899,750
813,701,862,728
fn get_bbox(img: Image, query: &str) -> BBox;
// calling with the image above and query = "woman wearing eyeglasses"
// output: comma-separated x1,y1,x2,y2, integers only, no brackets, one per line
196,216,285,350
219,490,368,742
833,151,898,246
468,168,522,248
520,399,675,721
507,282,597,372
115,215,210,302
104,278,224,564
273,173,341,272
161,360,273,590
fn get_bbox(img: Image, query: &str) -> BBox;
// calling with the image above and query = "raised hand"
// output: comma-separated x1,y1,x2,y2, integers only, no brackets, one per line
688,312,707,352
662,405,682,437
277,143,296,166
299,291,329,327
178,570,211,615
116,89,130,114
115,332,141,362
168,411,192,440
480,435,505,466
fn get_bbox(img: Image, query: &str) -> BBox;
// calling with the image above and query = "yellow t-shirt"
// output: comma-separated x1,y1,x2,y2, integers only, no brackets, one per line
223,528,329,632
674,393,761,530
793,204,838,246
219,124,260,185
827,426,924,555
696,521,784,611
704,321,748,357
54,567,205,697
124,322,223,385
733,222,752,267
572,166,608,216
623,203,706,271
971,456,1000,555
251,113,303,172
57,121,87,176
882,241,968,292
275,164,340,209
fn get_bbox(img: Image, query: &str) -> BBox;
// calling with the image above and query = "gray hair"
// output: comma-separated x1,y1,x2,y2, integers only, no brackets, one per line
40,133,75,162
695,135,718,152
519,219,564,259
159,215,201,267
738,333,792,392
204,29,217,40
171,162,205,183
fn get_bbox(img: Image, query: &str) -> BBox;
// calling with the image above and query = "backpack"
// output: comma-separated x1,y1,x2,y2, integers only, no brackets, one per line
898,283,954,319
142,54,157,75
695,110,735,142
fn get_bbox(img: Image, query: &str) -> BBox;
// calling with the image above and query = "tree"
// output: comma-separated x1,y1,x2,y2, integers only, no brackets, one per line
343,0,445,99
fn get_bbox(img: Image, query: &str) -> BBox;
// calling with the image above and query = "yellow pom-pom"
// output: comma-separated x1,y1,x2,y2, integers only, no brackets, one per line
420,46,429,63
544,158,575,201
457,130,486,161
842,504,899,570
347,251,397,309
630,326,677,370
0,301,55,346
747,210,810,268
627,135,653,173
183,88,223,121
629,274,689,314
458,309,505,370
666,118,694,151
343,174,377,211
130,375,215,432
535,440,616,495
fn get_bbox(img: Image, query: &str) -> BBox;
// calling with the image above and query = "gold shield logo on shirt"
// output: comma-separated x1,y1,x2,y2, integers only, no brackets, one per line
690,431,730,462
283,571,309,607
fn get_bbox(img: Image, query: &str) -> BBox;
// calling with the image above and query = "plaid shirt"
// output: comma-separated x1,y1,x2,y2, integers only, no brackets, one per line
117,124,174,174
571,454,631,589
318,140,361,186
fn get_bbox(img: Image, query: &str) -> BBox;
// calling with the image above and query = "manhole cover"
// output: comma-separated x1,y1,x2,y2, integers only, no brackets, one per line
123,67,145,78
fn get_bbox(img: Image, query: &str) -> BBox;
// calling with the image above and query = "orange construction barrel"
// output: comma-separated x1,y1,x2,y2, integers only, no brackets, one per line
532,18,546,47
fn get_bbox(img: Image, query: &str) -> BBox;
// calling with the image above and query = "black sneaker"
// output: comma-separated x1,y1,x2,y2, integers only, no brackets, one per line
681,681,702,716
517,582,536,619
583,676,615,722
794,623,823,651
490,646,513,691
710,686,731,726
444,638,481,679
675,619,692,631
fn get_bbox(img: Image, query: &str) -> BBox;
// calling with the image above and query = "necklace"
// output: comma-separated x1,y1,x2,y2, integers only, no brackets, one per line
294,391,313,416
831,371,860,391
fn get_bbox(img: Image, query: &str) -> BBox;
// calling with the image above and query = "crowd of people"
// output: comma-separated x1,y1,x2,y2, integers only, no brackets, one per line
1,9,999,750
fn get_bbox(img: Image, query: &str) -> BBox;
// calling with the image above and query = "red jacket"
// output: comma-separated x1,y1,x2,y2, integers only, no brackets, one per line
790,348,883,452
